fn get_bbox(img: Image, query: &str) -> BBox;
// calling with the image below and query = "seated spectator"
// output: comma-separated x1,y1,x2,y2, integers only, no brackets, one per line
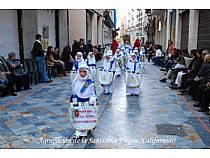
7,52,30,91
147,44,155,62
0,55,17,96
178,49,207,95
53,47,61,60
159,49,185,84
160,48,178,72
152,45,162,65
46,46,66,76
61,45,74,71
193,54,210,112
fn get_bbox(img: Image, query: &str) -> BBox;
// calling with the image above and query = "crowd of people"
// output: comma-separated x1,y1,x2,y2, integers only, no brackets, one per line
0,52,31,96
1,34,209,116
0,34,103,97
155,40,210,113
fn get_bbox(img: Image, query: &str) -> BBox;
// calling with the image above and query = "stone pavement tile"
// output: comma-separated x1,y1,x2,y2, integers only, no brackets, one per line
42,127,56,133
59,128,74,138
45,131,64,138
11,139,25,148
26,141,46,149
36,125,50,130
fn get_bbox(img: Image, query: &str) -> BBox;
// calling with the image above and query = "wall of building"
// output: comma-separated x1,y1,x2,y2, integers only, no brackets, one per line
58,10,68,51
0,10,19,58
97,16,103,46
103,25,112,46
22,10,38,58
37,10,56,50
69,9,86,47
91,13,97,46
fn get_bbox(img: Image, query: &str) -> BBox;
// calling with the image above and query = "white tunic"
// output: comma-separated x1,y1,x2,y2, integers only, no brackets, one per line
126,61,140,73
126,60,141,95
103,60,116,71
72,78,97,137
72,79,97,104
102,60,115,93
86,57,96,66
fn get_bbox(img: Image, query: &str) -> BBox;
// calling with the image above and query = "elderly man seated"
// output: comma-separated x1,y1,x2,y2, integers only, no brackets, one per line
7,52,31,91
0,55,17,96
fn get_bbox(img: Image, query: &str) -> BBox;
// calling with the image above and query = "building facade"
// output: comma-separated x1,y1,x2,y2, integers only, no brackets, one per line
150,9,210,53
119,9,149,45
68,9,115,47
0,9,115,61
0,9,68,60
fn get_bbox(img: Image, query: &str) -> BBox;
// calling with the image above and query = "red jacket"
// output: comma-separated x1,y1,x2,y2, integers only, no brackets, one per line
133,39,141,49
112,40,119,55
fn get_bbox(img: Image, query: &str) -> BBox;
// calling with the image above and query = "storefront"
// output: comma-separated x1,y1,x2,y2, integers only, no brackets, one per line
197,10,210,50
180,10,190,50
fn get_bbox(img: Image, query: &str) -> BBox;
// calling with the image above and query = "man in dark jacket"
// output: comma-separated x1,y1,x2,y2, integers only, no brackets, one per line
31,34,52,83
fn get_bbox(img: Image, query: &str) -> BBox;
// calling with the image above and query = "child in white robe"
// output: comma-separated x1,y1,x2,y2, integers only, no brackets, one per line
113,49,123,77
73,52,87,71
86,52,97,80
70,64,97,139
86,52,96,68
102,51,116,94
126,53,141,96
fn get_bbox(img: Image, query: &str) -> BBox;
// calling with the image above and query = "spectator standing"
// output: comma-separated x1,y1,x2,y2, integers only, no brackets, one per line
78,38,87,59
72,40,79,59
112,39,119,56
31,34,52,83
86,40,93,53
133,38,141,51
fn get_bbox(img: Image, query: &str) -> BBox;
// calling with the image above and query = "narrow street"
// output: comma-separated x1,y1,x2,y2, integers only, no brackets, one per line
0,62,209,149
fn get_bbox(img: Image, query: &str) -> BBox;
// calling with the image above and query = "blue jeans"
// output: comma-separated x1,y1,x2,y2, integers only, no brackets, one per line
153,57,161,65
35,57,49,82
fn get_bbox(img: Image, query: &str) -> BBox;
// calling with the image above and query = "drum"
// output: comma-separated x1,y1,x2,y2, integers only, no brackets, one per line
96,68,114,85
124,70,142,87
69,102,99,131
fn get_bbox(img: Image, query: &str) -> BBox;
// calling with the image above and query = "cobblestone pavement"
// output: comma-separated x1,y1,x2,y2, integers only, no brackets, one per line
0,62,209,149
85,62,210,149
